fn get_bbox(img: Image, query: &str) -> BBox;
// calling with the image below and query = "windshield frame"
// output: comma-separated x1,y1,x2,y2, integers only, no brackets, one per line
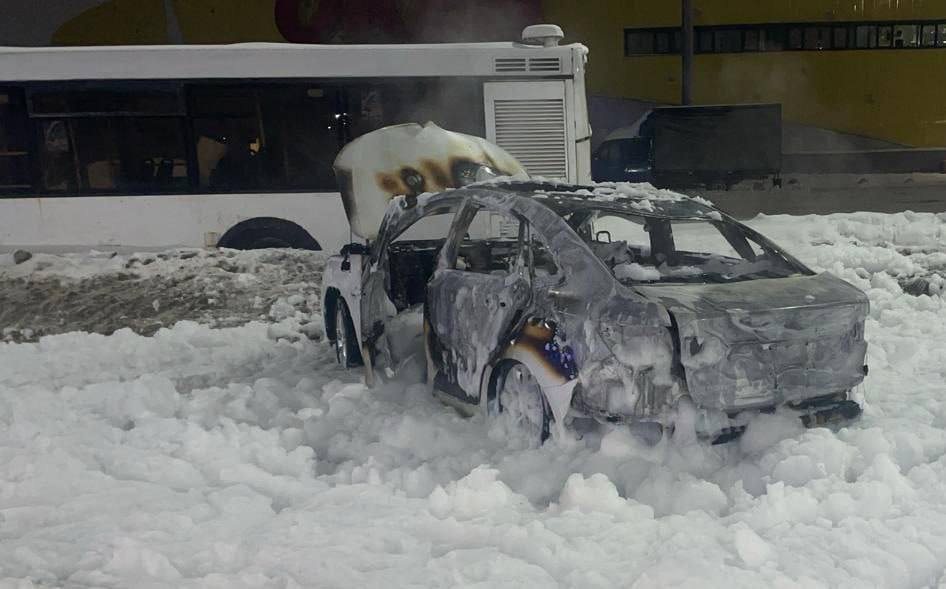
567,207,812,285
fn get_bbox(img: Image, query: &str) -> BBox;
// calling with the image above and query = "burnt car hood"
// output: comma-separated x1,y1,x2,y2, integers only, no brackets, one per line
634,272,869,411
332,122,525,240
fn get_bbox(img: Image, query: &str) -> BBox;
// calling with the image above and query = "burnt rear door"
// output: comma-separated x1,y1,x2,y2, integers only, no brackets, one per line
427,203,532,401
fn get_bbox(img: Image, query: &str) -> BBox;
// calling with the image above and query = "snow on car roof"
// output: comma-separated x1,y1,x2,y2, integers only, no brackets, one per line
474,179,721,220
382,180,722,241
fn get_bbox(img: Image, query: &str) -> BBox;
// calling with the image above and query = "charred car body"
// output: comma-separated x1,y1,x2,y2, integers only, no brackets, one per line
323,123,868,443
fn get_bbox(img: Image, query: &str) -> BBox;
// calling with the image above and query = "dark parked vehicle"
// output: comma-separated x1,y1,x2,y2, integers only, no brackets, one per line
592,104,782,189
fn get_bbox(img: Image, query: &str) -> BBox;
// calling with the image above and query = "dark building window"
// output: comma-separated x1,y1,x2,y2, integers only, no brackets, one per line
625,20,946,56
655,31,672,53
625,30,656,54
762,27,787,51
624,27,686,55
878,25,894,47
788,27,804,50
698,30,714,53
803,26,831,50
833,26,849,49
856,25,877,48
714,29,743,53
744,29,762,51
894,24,918,47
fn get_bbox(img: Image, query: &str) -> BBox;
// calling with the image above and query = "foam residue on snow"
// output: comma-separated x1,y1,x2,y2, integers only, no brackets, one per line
1,211,946,586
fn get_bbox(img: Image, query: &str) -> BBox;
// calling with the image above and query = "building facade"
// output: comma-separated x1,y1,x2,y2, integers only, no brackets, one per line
545,0,946,147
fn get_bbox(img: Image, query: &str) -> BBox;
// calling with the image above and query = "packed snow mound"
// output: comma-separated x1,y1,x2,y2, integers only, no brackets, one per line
0,248,326,342
1,211,946,587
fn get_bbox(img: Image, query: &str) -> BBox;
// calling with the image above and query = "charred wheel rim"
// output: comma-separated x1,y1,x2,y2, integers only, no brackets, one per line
497,362,551,443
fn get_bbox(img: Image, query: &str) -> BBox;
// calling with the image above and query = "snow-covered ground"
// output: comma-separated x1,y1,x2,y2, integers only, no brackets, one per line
2,211,946,587
0,248,325,343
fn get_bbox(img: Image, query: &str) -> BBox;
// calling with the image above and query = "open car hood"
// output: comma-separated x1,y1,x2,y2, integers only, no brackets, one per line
333,122,526,240
635,272,869,410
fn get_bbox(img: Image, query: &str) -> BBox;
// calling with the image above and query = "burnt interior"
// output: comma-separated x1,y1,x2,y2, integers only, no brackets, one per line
387,239,524,311
388,240,441,311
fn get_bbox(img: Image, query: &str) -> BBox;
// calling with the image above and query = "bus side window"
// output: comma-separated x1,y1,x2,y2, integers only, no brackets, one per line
262,85,343,191
189,87,264,190
189,84,342,192
0,88,32,193
37,119,76,192
30,84,189,194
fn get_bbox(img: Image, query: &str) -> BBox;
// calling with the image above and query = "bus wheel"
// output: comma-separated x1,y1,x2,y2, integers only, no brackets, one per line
249,236,292,249
217,217,321,250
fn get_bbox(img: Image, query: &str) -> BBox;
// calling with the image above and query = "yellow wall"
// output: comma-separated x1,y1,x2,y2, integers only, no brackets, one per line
52,0,282,46
172,0,282,43
52,0,169,45
545,0,946,146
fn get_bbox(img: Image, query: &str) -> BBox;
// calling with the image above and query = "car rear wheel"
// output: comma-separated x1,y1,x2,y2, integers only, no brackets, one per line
334,299,362,369
495,361,551,445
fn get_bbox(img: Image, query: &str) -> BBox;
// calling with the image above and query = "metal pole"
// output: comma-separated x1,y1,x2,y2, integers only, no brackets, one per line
162,0,184,44
682,0,694,105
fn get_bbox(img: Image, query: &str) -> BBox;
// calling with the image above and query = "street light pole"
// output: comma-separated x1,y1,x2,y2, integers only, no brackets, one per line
682,0,694,105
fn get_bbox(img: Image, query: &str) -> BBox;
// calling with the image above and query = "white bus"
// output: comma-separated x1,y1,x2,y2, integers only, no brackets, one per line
0,24,590,252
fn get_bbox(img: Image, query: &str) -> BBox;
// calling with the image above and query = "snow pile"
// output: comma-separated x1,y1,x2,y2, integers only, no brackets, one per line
613,262,661,282
0,248,326,342
1,211,946,586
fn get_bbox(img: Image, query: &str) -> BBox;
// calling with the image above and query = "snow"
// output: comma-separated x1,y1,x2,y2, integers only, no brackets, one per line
586,181,693,207
613,262,661,282
0,248,324,342
2,211,946,587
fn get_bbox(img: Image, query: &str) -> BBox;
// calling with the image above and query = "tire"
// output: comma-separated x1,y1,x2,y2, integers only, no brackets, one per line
333,299,363,369
218,217,321,251
495,361,552,445
248,236,292,249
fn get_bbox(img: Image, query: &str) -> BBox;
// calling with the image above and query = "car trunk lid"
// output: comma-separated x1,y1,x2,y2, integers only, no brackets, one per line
634,273,868,410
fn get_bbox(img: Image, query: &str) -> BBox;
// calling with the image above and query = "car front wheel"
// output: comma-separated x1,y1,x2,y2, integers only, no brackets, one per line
333,299,362,369
495,361,551,445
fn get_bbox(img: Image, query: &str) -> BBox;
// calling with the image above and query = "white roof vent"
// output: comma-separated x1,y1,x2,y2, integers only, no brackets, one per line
521,24,564,48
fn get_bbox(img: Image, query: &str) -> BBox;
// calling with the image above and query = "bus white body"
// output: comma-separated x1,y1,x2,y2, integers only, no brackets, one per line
0,28,590,252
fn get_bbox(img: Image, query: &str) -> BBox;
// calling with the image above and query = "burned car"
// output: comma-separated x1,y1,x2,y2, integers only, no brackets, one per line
323,124,868,443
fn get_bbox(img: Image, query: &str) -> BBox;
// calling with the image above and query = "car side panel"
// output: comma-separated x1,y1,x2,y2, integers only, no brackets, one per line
427,268,531,401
